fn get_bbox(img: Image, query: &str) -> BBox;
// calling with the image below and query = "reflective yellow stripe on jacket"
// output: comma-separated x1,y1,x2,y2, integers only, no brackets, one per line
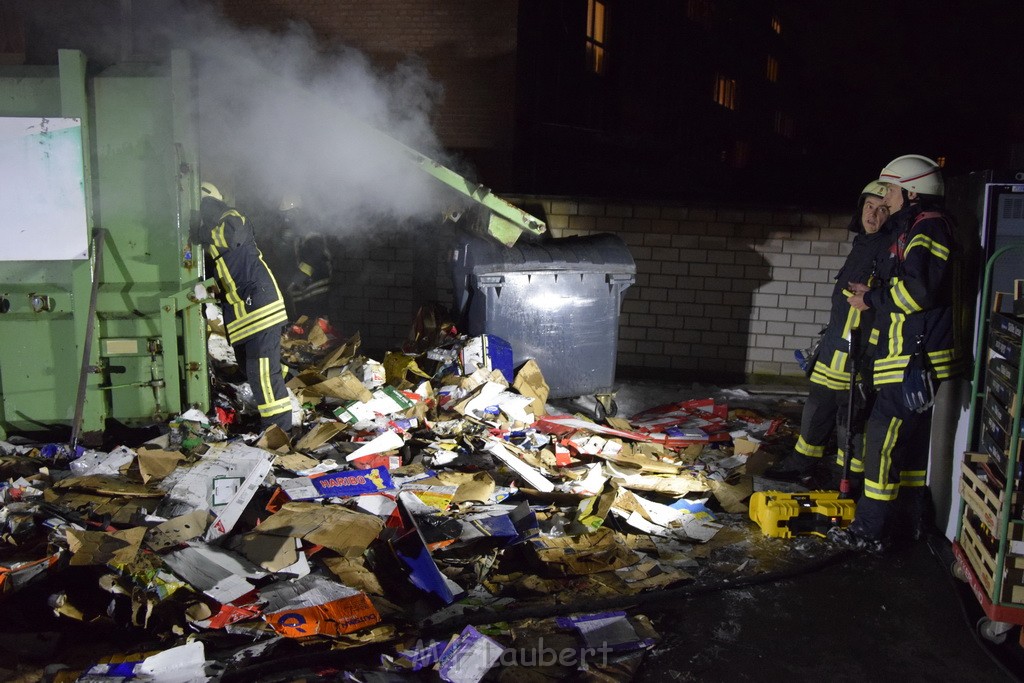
872,348,966,386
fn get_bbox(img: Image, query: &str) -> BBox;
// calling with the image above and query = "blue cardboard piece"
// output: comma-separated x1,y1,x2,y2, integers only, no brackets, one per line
460,334,514,383
390,492,465,605
310,466,394,497
670,498,717,520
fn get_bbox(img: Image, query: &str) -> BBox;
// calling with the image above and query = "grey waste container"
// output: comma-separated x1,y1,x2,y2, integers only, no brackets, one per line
451,232,636,403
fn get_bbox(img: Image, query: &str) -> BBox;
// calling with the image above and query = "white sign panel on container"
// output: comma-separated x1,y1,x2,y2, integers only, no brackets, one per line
0,117,89,261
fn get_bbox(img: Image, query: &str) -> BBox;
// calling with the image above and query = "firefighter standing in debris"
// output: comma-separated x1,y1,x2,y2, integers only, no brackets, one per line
193,182,293,433
279,194,334,322
765,181,893,489
829,155,966,551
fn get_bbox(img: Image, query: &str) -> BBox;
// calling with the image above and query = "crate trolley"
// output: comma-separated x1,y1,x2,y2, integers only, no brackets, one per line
954,243,1024,645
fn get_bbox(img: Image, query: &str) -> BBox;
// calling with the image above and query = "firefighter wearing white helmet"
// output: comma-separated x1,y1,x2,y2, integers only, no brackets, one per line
200,181,223,202
191,180,292,433
829,156,965,552
878,154,944,196
765,180,894,485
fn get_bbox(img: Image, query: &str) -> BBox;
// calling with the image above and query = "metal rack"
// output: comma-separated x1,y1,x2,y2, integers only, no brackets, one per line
954,243,1024,645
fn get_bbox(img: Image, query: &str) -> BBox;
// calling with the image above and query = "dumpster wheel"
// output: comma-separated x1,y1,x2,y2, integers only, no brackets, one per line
593,393,618,421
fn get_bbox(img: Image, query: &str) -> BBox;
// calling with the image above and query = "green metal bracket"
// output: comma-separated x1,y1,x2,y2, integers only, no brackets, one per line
61,50,107,442
403,148,547,246
159,278,215,416
335,112,546,247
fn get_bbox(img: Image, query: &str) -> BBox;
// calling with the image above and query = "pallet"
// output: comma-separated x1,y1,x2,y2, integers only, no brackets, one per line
960,452,1023,530
960,507,1024,604
954,541,1024,626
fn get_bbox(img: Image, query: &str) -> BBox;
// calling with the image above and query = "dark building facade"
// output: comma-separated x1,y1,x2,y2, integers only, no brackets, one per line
211,0,806,203
513,0,804,202
8,1,1024,206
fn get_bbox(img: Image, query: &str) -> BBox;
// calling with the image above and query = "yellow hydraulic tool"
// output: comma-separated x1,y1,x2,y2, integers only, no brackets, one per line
749,490,856,538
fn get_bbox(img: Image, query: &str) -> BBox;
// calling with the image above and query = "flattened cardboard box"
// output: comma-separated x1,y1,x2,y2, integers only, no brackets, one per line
154,441,273,542
259,573,380,638
333,386,415,424
66,526,147,567
529,527,639,576
253,502,384,557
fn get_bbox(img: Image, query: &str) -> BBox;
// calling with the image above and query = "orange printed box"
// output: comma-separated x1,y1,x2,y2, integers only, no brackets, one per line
265,592,380,638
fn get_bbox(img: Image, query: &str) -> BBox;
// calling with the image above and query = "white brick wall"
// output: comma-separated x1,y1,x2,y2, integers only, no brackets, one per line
515,196,850,380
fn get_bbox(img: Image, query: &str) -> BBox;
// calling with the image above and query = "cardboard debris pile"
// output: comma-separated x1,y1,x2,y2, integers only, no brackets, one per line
0,320,794,682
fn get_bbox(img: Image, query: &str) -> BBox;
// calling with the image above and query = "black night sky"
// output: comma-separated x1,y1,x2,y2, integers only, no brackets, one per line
785,0,1024,203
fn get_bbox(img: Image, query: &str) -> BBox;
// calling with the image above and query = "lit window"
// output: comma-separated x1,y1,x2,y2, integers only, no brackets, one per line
766,55,779,82
586,0,607,75
773,110,794,138
936,156,947,168
771,15,782,34
713,74,736,110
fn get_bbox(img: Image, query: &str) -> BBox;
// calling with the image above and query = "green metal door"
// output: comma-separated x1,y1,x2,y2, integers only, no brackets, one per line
0,50,209,442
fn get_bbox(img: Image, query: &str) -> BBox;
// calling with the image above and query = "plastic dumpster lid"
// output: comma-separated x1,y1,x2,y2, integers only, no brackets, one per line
454,232,636,274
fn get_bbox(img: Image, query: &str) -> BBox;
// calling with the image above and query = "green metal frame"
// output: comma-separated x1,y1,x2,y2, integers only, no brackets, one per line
958,242,1024,610
339,112,546,246
159,279,216,418
0,49,208,441
66,50,103,440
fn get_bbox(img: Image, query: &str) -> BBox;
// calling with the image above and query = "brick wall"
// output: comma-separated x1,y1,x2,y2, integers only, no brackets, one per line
325,223,459,356
529,198,850,382
328,196,851,384
220,0,519,151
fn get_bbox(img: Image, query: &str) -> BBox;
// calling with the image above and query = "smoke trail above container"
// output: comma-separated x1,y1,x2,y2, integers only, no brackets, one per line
161,3,456,233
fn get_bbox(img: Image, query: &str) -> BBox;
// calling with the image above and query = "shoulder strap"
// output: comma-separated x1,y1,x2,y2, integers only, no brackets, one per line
912,209,958,252
913,210,944,225
898,210,951,262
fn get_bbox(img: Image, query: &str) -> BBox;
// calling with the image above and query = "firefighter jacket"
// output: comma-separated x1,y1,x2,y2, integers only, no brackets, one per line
862,204,967,385
810,225,895,390
195,198,288,345
290,232,333,306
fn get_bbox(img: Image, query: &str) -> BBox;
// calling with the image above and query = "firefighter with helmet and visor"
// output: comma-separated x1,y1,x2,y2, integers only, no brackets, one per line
192,181,293,434
829,154,966,552
766,180,893,490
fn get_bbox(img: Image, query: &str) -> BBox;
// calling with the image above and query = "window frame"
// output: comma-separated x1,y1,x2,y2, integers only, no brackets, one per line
586,0,608,75
713,73,737,110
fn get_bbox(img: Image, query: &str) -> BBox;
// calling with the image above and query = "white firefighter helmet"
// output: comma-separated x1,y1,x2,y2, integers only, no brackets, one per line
861,180,887,199
878,155,944,196
200,181,223,201
279,194,302,212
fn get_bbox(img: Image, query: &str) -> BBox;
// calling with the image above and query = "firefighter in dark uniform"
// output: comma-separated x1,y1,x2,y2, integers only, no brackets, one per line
279,194,334,321
766,181,893,486
830,155,967,551
194,181,293,433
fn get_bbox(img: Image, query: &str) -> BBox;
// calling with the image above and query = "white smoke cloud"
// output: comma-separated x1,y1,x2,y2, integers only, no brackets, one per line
15,0,477,238
151,2,459,233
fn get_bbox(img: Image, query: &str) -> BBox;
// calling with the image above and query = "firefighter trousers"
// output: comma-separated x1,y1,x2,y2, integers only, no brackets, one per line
850,383,932,540
235,327,292,432
794,382,840,460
